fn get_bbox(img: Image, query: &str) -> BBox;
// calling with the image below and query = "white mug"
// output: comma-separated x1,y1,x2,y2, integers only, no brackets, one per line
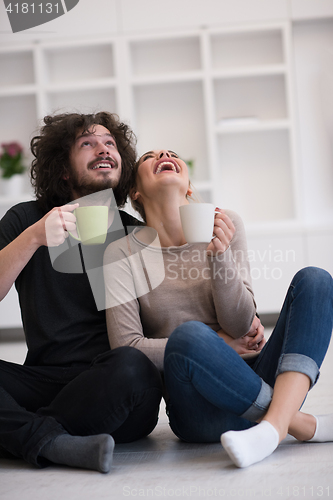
179,203,218,243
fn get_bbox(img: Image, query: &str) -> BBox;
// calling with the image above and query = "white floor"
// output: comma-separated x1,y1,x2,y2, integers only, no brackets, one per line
1,336,333,500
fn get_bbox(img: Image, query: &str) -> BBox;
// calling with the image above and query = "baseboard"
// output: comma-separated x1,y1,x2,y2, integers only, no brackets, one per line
0,328,25,342
259,312,279,327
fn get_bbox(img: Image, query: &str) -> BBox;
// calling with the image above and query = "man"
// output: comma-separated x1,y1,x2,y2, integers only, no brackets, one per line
0,112,163,473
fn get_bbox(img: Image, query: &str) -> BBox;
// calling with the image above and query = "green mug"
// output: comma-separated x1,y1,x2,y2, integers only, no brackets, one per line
68,206,108,245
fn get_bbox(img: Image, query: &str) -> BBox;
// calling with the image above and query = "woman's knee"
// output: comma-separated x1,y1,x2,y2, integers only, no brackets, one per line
292,267,333,298
165,321,216,358
164,322,226,381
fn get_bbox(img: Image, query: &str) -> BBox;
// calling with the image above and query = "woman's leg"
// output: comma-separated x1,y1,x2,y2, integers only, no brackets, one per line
221,371,311,468
222,267,333,467
164,321,274,443
264,372,311,440
257,267,332,440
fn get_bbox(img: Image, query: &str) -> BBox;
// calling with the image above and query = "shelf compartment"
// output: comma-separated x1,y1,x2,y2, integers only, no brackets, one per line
210,28,284,71
0,50,35,87
43,44,115,85
211,64,286,80
131,71,203,86
191,182,213,203
214,74,288,123
216,129,295,224
45,88,117,115
0,94,38,153
45,78,117,93
133,81,208,184
130,36,201,77
216,118,290,134
0,85,37,97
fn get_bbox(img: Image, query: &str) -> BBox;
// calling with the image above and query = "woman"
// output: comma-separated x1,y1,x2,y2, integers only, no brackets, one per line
104,149,333,468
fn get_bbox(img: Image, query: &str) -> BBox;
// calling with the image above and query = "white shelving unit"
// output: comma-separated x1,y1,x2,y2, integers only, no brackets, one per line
126,31,210,195
0,23,297,221
208,23,299,228
0,18,332,321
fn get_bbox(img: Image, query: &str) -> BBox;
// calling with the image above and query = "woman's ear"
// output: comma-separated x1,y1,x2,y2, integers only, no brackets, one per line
130,188,141,201
186,186,193,198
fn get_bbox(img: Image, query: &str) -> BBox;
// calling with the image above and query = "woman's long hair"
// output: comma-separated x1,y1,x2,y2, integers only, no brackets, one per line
30,112,137,213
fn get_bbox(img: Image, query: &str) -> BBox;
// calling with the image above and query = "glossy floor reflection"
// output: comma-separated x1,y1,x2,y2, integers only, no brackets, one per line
1,332,333,500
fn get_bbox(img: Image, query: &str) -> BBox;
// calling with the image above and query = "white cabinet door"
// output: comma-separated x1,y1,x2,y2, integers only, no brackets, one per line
246,233,306,313
306,231,333,277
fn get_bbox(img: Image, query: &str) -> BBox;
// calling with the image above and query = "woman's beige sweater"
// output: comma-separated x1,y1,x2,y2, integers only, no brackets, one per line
104,209,256,372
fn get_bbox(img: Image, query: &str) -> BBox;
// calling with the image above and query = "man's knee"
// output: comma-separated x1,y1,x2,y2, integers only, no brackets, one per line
93,346,163,391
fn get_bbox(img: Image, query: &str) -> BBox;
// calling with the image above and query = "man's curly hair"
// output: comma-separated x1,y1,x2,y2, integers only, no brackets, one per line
30,112,137,213
130,157,147,222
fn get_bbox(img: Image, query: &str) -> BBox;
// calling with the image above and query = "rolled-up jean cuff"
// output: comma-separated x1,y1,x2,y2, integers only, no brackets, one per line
276,353,320,388
240,379,273,421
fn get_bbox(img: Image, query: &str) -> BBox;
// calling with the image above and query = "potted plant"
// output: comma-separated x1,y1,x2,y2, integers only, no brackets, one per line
0,142,26,196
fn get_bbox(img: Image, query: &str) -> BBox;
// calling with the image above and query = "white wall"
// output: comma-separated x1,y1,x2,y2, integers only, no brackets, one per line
0,0,290,45
292,18,333,226
0,0,119,44
291,0,333,20
1,0,333,45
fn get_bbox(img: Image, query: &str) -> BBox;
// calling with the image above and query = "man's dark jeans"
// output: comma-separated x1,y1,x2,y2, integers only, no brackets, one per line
0,346,163,467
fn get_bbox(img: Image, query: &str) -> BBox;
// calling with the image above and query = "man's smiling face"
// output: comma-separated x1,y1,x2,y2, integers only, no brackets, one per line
68,124,122,198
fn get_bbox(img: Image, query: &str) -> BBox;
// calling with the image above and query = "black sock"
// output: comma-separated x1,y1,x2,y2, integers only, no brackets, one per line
40,433,114,473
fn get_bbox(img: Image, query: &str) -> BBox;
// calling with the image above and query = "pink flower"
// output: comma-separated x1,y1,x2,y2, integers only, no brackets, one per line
1,142,23,157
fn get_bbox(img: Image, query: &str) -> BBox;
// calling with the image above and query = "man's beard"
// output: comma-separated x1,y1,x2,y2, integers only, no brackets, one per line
69,171,119,199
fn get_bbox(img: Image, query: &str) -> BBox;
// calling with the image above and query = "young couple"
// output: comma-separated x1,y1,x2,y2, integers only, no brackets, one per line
0,112,332,474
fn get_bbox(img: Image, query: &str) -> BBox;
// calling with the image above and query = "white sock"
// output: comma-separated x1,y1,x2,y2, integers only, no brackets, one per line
308,414,333,442
221,421,280,468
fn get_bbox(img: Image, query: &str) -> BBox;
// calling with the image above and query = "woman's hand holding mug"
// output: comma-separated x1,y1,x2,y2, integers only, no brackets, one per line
207,208,235,256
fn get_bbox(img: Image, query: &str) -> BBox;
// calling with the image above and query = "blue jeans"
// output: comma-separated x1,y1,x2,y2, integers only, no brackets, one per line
164,267,333,443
